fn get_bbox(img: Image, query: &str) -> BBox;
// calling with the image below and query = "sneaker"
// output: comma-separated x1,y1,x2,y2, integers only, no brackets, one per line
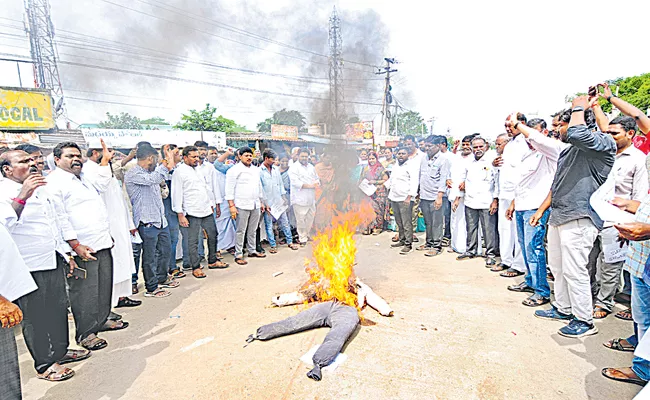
391,242,404,248
399,246,413,255
534,306,573,322
558,319,599,338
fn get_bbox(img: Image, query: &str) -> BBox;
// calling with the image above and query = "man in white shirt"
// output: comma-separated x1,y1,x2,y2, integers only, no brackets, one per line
260,149,299,253
454,137,498,265
492,132,526,276
0,220,38,395
173,146,227,277
289,147,320,246
389,148,419,254
226,146,266,264
193,140,222,211
405,135,424,243
47,142,114,351
449,135,478,254
85,139,140,311
588,116,649,319
0,151,89,381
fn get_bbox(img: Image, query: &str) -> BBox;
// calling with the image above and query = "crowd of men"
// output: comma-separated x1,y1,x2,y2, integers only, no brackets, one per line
1,82,650,397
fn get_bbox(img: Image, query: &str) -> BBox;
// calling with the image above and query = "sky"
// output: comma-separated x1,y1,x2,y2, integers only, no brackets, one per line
2,0,650,139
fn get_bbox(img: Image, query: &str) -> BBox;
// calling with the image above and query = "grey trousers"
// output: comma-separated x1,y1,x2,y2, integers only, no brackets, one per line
588,232,625,312
235,208,261,258
184,215,218,268
421,199,444,249
69,248,113,343
391,200,414,246
464,206,497,257
0,327,21,400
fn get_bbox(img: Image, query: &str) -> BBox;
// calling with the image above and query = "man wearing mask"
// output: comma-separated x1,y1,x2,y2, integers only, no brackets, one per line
528,96,616,338
0,151,89,381
46,142,114,351
418,136,450,257
449,135,477,253
388,148,419,255
454,137,498,266
289,148,320,246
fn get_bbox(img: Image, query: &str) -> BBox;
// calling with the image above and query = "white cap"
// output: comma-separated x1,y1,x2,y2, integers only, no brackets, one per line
87,138,112,149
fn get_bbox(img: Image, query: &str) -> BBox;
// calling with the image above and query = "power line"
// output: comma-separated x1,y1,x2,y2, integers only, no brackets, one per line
66,96,172,109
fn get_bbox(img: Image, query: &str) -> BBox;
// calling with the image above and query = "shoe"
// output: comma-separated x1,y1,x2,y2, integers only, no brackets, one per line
485,257,496,266
399,246,413,255
507,282,534,293
391,242,405,248
116,297,142,308
108,311,122,321
456,252,476,260
558,319,599,338
441,237,451,247
425,249,441,257
534,306,573,322
412,236,419,243
131,283,139,295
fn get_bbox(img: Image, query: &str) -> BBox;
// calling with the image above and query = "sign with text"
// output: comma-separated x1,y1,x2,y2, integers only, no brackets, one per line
345,121,374,141
0,87,55,131
81,129,226,149
271,124,299,140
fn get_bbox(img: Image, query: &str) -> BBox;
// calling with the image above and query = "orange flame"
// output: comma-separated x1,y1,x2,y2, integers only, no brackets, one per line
305,200,375,309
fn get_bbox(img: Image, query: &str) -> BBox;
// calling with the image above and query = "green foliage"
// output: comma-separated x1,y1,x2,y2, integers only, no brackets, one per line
174,103,241,132
256,109,307,132
570,73,650,114
141,117,170,125
98,112,142,129
389,110,428,136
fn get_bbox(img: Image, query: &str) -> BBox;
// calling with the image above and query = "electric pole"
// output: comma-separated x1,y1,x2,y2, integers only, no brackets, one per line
328,7,345,136
376,58,397,139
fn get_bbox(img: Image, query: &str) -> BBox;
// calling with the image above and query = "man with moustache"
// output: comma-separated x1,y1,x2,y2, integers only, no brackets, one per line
388,148,419,255
448,134,478,254
14,144,45,175
207,146,219,164
0,150,90,381
46,142,114,351
418,136,450,257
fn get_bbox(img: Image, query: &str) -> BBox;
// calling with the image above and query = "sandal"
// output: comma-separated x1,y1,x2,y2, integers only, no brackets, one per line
288,243,299,250
372,228,382,235
144,288,172,297
603,338,635,352
490,263,509,272
601,367,647,386
99,319,129,332
593,306,611,319
362,228,372,235
79,334,107,351
235,258,248,265
192,269,207,278
37,363,75,382
170,269,186,279
132,283,139,295
159,278,180,288
392,234,399,242
615,308,633,321
249,253,266,258
269,247,278,254
416,244,432,251
58,349,91,365
208,261,229,269
522,295,550,307
500,268,524,278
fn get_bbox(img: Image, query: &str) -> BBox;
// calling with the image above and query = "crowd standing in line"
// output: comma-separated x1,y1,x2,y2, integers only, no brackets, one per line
2,82,650,397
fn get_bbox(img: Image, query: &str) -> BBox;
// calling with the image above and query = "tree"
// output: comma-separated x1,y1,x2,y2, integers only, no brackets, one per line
256,109,307,132
174,103,241,132
141,117,170,125
389,110,428,137
98,112,142,129
570,72,650,114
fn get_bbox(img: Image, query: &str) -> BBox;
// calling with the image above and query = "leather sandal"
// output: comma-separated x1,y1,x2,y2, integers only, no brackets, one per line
288,243,299,250
192,269,207,278
79,334,107,351
99,320,129,332
58,349,91,365
603,338,635,352
37,363,75,382
601,367,647,386
235,258,248,265
208,261,229,269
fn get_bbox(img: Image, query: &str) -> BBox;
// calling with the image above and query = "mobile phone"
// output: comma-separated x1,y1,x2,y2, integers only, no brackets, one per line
588,86,597,97
70,266,87,280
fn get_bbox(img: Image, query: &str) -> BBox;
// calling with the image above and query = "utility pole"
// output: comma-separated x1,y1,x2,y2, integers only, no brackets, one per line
376,58,398,139
24,0,66,121
328,7,345,136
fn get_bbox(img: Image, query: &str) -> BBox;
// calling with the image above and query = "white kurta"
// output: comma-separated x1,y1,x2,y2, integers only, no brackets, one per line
84,161,136,306
215,170,236,251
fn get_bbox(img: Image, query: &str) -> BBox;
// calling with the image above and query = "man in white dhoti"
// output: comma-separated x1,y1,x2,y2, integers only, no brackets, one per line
85,139,141,312
448,135,475,254
214,149,237,252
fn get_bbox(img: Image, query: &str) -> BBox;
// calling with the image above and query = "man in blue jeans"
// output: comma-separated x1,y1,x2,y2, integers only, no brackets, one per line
259,149,299,253
125,144,180,298
503,115,566,307
159,144,186,278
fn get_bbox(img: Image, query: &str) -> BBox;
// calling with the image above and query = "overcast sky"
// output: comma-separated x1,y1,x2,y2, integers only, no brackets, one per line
2,0,649,139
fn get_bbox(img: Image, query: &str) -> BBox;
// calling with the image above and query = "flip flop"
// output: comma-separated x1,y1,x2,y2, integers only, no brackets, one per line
208,261,229,269
235,258,248,265
593,306,611,320
601,368,647,386
192,269,207,278
500,268,524,278
99,320,129,332
615,308,633,321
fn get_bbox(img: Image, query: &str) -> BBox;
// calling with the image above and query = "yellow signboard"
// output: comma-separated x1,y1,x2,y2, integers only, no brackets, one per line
0,87,55,131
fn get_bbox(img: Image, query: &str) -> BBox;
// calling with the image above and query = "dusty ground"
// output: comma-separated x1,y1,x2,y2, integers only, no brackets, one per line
18,232,642,400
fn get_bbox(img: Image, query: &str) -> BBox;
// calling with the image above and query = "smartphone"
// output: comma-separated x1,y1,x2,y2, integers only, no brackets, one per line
588,86,597,97
70,266,87,280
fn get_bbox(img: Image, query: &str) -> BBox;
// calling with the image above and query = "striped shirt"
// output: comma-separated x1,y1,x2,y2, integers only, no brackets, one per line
125,164,169,229
624,196,650,278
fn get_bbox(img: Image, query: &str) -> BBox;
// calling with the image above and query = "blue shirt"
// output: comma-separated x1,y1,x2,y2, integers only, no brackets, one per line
260,164,286,206
125,164,169,228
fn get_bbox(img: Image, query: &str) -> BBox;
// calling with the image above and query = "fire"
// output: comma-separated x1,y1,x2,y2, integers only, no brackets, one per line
304,201,375,309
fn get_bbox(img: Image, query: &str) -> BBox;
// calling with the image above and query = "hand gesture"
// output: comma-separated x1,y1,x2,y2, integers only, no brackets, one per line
0,297,23,328
17,174,47,201
492,156,504,168
598,82,613,100
100,138,115,166
67,257,79,279
75,244,97,261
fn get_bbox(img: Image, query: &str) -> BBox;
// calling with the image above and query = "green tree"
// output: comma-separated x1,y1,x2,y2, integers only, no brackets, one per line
570,72,650,114
256,109,307,132
141,117,170,125
389,110,428,137
98,112,142,129
174,103,240,132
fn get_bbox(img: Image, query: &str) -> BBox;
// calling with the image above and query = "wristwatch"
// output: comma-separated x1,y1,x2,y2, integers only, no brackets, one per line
571,106,585,113
606,94,615,102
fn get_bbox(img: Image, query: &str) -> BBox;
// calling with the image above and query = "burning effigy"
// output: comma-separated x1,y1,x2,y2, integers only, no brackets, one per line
246,202,393,381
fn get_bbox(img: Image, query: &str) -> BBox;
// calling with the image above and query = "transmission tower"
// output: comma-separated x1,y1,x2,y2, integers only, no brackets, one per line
24,0,66,119
328,6,345,134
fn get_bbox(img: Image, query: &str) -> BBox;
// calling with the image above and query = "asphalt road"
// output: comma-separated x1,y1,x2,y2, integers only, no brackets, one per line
18,232,642,400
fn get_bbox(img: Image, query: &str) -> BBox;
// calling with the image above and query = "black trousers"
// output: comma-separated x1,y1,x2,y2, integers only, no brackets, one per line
464,206,497,257
16,254,69,374
69,248,113,343
185,215,218,269
0,326,21,400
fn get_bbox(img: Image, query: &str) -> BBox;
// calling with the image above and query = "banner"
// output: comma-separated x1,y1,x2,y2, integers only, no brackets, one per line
0,132,39,144
0,87,55,131
345,121,374,141
271,124,299,140
81,129,226,149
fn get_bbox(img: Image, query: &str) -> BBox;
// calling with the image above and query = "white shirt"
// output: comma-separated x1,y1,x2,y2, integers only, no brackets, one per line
0,179,64,272
46,168,113,252
289,162,319,207
406,149,425,180
611,145,648,201
197,161,223,205
171,163,213,218
448,153,472,199
0,218,37,302
498,134,530,201
514,130,567,211
388,160,419,202
460,155,497,210
224,162,264,210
